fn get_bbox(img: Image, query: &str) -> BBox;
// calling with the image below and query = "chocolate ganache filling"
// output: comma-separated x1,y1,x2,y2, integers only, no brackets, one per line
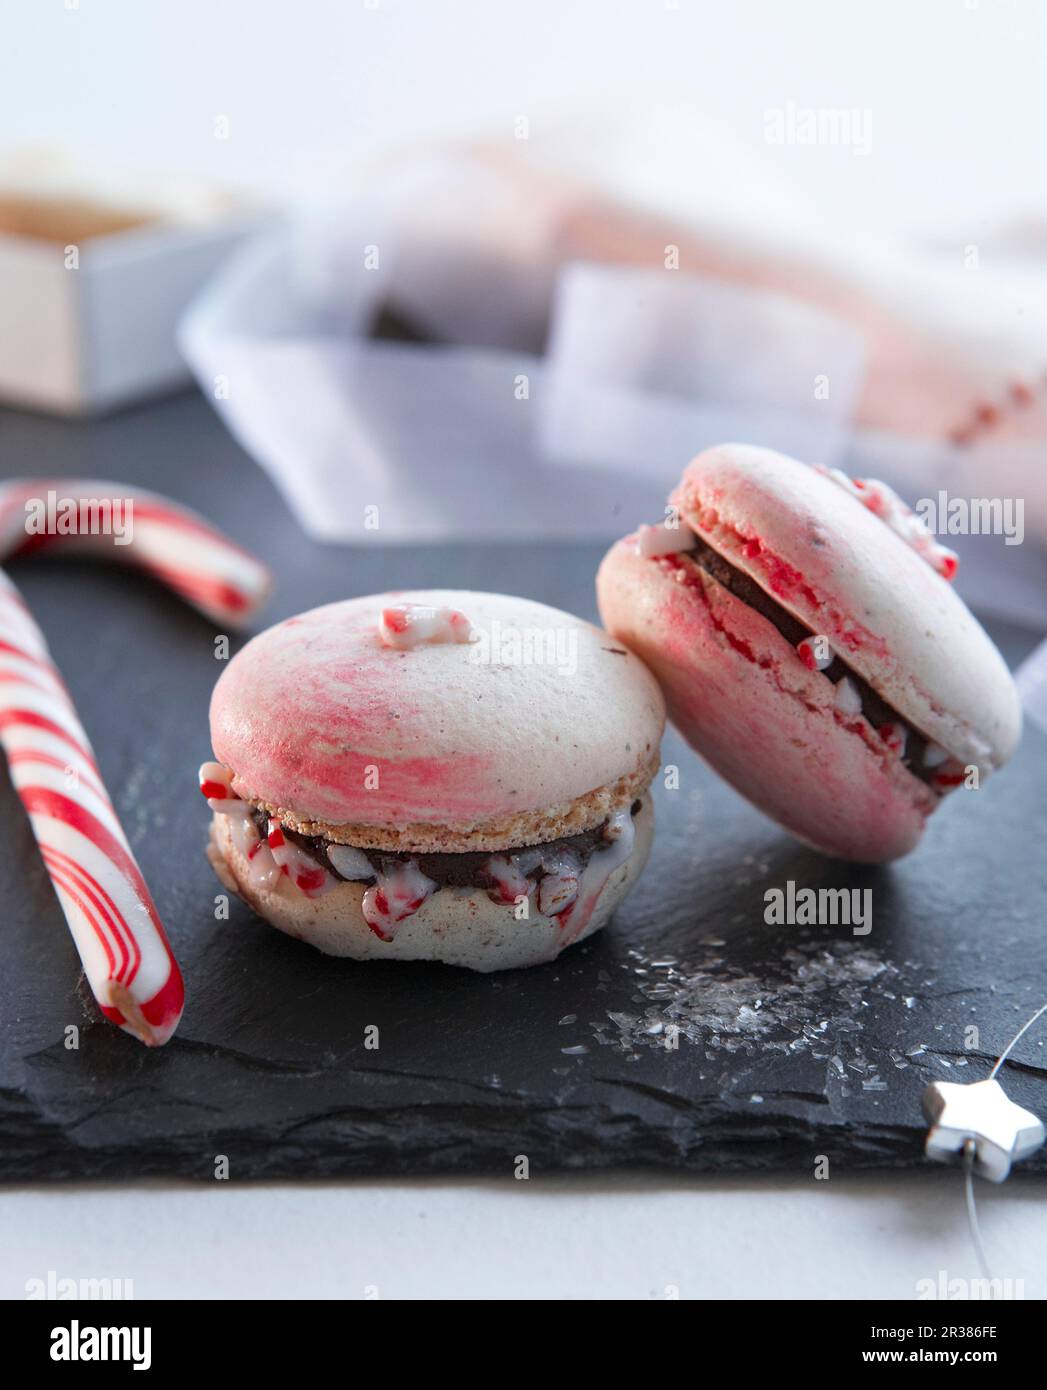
671,535,950,789
250,801,644,890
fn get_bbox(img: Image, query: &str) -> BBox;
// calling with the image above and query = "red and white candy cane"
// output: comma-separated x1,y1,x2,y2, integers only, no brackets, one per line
0,478,271,628
0,479,271,1045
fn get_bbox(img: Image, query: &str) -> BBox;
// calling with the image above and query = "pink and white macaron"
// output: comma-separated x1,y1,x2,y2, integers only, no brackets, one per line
597,445,1021,862
201,590,664,970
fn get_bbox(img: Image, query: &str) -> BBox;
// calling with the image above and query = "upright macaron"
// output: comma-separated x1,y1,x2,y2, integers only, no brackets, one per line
597,444,1021,862
202,590,664,970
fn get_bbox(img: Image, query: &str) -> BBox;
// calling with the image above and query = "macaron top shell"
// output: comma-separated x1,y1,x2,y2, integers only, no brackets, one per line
210,589,664,837
671,445,1021,770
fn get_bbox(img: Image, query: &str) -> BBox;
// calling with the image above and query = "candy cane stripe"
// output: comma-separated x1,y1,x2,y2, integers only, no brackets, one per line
144,564,252,617
0,479,270,628
0,708,98,771
42,855,119,979
0,671,67,704
0,481,270,1045
3,726,105,796
20,785,160,924
43,844,138,982
7,750,107,801
33,815,167,990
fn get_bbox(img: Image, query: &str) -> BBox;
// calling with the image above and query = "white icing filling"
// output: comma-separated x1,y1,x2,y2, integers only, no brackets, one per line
483,810,638,934
554,807,637,943
834,676,863,716
203,772,642,946
200,764,286,894
379,604,473,650
225,805,258,858
244,838,282,893
923,741,950,768
325,843,376,881
213,797,282,892
637,520,696,558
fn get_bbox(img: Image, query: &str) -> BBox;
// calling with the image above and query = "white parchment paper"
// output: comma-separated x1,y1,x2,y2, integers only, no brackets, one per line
180,230,863,543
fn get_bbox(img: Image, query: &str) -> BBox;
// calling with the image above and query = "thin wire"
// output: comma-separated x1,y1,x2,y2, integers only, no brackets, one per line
989,1000,1047,1079
962,999,1047,1281
963,1140,991,1281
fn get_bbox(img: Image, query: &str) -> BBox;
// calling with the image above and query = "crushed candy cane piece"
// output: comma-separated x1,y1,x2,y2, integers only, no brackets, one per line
834,676,863,716
362,860,438,941
817,468,959,581
267,817,336,898
878,722,908,757
484,853,536,905
199,760,234,799
933,767,969,789
245,837,282,892
797,635,834,672
379,604,473,649
538,866,580,918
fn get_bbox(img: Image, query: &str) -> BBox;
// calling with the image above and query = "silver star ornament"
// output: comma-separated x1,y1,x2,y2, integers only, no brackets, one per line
922,1078,1046,1183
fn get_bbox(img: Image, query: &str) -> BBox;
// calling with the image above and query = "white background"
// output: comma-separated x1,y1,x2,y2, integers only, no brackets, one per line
5,1174,1046,1300
2,0,1045,238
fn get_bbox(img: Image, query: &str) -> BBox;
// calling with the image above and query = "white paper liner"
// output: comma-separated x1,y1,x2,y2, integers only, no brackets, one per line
543,262,862,477
180,230,864,543
177,112,1047,633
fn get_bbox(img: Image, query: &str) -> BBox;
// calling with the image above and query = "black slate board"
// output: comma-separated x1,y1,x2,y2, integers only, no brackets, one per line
1,393,1045,1181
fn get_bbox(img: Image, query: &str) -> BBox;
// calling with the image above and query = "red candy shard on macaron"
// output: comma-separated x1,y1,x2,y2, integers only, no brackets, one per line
596,444,1021,863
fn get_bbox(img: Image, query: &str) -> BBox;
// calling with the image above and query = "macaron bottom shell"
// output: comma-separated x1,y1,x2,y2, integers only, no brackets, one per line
207,794,655,972
598,538,936,863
